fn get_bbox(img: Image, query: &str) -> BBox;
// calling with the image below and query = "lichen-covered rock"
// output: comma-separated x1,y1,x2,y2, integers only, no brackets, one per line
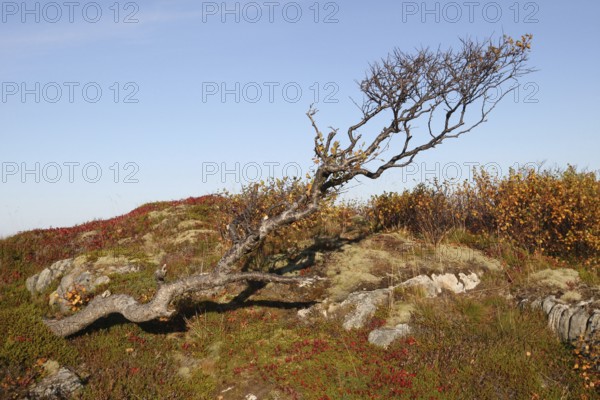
50,269,116,312
547,303,568,334
368,324,412,348
587,311,600,339
431,273,463,294
542,296,557,315
558,307,579,342
341,289,390,330
569,308,590,341
458,272,480,291
401,272,480,297
401,275,438,297
26,259,74,294
28,367,83,399
560,290,583,302
27,255,141,313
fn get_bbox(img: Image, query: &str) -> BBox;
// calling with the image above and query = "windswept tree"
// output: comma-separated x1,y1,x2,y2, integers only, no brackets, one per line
45,34,533,337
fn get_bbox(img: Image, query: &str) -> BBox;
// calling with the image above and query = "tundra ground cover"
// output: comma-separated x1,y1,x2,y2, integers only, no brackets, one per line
1,167,598,398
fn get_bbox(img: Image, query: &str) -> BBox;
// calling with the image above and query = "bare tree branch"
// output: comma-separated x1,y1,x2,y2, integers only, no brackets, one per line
45,268,321,337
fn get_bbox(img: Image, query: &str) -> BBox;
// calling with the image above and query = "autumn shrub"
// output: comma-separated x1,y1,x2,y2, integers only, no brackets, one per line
367,181,458,246
219,178,344,269
497,167,599,259
367,166,600,262
458,166,600,262
367,191,414,232
412,181,459,246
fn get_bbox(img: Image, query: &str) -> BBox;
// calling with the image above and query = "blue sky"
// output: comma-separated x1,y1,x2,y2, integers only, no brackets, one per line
1,0,599,237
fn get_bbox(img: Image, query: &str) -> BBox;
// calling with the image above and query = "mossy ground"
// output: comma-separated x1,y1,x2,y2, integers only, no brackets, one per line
0,195,598,399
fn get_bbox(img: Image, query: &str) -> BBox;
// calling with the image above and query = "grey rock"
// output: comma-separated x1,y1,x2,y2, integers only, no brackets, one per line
458,272,480,291
401,273,480,298
299,272,480,331
542,296,558,315
569,308,590,341
368,324,412,348
341,289,390,330
558,307,578,342
28,367,83,399
26,259,74,294
548,304,568,333
587,311,600,339
94,275,111,287
517,299,529,310
431,273,464,294
401,275,438,297
47,261,136,313
530,298,542,310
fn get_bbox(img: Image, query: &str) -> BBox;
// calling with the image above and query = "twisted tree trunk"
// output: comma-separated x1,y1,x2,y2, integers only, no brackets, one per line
44,269,318,337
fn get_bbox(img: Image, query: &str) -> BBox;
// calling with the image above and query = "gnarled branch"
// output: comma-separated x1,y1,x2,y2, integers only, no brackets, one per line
44,269,321,337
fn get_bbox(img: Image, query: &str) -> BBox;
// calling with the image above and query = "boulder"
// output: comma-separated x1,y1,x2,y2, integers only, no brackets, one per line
547,304,568,334
27,255,141,313
431,273,463,293
401,275,438,297
542,296,558,315
341,289,390,330
368,324,412,348
569,308,590,341
558,307,579,342
458,272,480,291
28,367,83,399
401,272,480,297
26,259,74,294
587,311,600,339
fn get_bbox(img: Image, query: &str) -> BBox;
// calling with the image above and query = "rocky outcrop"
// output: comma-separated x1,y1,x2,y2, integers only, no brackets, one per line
400,272,480,298
27,366,83,399
524,295,600,342
299,271,481,349
300,271,482,329
26,259,74,294
26,255,141,313
340,289,391,330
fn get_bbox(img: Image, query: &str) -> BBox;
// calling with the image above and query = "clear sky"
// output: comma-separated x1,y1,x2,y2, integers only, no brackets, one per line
1,0,599,237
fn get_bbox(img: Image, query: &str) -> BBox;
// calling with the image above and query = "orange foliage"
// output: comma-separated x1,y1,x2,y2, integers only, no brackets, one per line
367,166,600,262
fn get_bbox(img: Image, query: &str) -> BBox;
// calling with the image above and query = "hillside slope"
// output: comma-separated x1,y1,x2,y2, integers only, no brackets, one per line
1,196,598,399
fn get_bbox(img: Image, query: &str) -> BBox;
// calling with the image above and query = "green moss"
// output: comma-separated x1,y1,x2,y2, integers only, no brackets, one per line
0,286,77,368
408,295,587,398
